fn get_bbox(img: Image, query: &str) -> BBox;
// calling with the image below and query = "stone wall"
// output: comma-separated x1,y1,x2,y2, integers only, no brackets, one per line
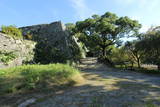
0,21,85,68
0,33,36,68
21,21,85,64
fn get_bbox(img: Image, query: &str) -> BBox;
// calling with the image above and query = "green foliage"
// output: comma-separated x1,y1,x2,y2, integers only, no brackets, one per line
124,41,145,68
110,26,160,70
34,37,84,64
1,25,23,39
75,12,141,57
98,56,114,67
0,51,17,64
65,23,76,35
136,26,160,69
69,41,85,61
0,64,82,94
34,41,69,64
65,24,87,60
109,47,129,64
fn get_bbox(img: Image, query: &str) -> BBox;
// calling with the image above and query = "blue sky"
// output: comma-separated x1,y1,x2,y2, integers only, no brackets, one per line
0,0,160,32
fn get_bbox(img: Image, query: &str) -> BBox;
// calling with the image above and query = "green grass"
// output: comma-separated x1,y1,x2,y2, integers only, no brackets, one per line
1,25,23,39
0,64,83,95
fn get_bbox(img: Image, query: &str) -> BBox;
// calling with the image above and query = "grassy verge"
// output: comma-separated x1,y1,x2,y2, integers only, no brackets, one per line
0,64,83,95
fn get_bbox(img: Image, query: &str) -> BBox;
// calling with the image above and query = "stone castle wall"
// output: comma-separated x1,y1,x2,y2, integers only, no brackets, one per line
0,33,36,68
0,21,85,68
21,21,85,63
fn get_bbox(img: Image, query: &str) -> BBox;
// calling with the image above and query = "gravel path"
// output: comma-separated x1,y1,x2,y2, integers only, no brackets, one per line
30,58,160,107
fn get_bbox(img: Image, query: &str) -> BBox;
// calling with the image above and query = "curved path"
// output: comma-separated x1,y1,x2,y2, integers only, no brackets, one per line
31,58,160,107
1,58,160,107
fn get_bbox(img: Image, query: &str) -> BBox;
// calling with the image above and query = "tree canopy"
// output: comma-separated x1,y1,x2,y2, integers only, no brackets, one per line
136,26,160,69
75,12,141,57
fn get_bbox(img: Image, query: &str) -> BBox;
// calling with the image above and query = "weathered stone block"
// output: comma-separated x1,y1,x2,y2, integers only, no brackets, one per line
0,33,36,68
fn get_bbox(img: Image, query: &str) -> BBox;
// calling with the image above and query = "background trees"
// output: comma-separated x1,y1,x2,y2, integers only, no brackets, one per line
124,41,145,68
137,26,160,70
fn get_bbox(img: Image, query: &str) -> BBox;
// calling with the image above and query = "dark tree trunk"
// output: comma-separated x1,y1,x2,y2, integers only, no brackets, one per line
131,62,134,70
137,58,141,68
158,64,160,70
102,47,106,56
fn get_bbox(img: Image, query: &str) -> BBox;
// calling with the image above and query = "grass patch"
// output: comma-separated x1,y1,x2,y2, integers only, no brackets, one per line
0,64,83,95
1,25,23,39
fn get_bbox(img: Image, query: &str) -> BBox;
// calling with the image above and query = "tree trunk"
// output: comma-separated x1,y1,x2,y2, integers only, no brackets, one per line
158,64,160,70
102,47,106,56
137,58,141,68
131,62,134,70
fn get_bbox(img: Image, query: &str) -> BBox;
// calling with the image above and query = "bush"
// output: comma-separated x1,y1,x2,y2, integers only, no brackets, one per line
0,64,83,95
1,25,23,39
0,51,17,64
34,41,69,64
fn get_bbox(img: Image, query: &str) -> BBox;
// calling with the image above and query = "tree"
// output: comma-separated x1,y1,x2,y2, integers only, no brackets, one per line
65,23,76,35
137,26,160,70
108,46,130,64
124,41,144,68
75,12,141,57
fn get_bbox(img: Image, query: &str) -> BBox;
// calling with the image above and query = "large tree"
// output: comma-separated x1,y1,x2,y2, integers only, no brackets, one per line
75,12,141,57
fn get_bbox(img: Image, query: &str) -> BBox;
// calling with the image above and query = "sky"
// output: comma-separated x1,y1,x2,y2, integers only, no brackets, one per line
0,0,160,32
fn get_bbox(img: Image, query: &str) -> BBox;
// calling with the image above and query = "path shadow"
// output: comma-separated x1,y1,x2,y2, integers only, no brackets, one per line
1,66,160,107
31,80,160,107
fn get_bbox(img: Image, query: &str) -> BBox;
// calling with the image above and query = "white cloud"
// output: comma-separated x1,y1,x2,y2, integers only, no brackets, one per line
69,0,94,20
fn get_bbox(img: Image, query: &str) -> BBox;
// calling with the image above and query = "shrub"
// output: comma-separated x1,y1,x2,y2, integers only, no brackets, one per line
1,25,23,39
0,64,83,95
0,51,17,64
34,41,69,64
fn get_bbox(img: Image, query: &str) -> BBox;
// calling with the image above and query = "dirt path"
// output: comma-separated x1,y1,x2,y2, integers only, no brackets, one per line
29,57,160,107
1,58,159,107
